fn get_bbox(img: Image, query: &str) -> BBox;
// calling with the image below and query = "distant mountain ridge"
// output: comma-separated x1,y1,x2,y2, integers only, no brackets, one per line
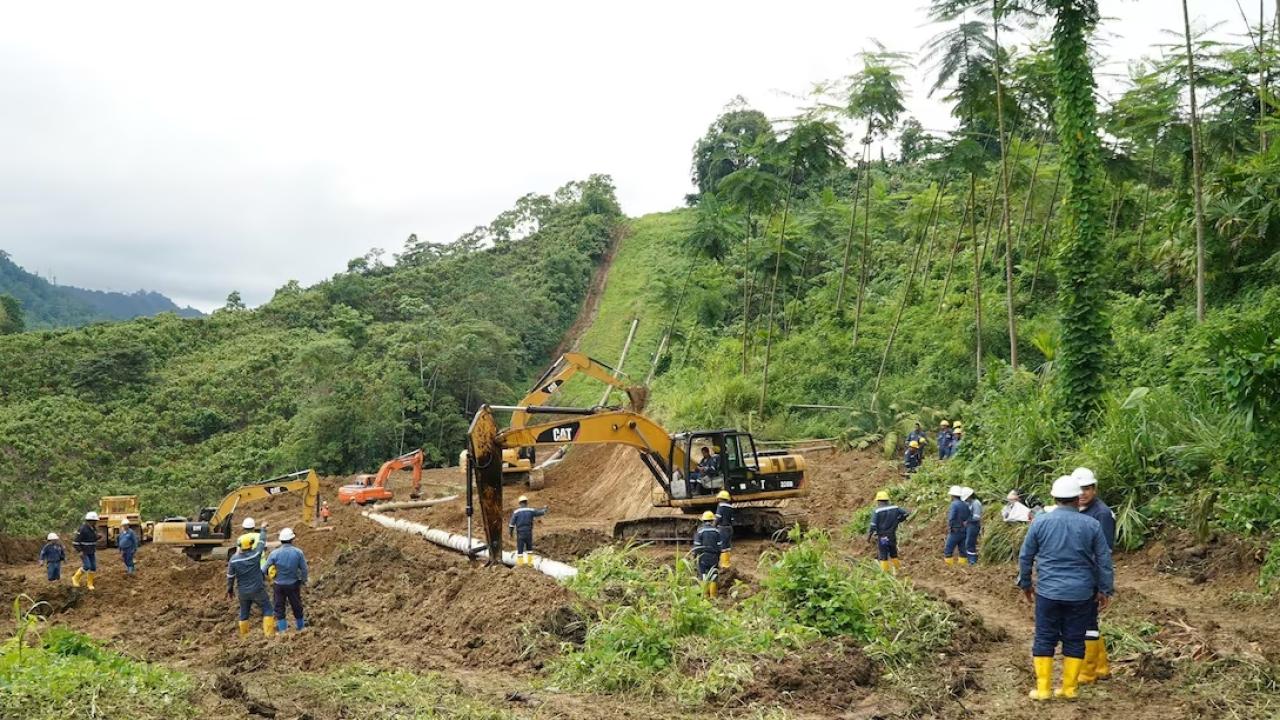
0,250,202,328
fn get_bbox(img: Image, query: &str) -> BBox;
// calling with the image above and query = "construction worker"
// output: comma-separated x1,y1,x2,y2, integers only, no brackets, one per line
1074,466,1116,685
1018,475,1114,701
907,422,928,451
71,511,99,590
867,490,909,573
508,496,548,567
266,527,308,632
238,517,268,570
943,486,970,565
714,490,734,569
39,533,66,582
937,420,953,460
226,534,275,637
1002,490,1033,523
903,440,922,474
691,511,722,598
949,424,964,458
962,487,982,565
320,501,332,524
117,518,139,575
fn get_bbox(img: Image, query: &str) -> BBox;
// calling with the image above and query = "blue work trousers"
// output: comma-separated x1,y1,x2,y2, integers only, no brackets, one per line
237,587,273,621
1033,594,1092,658
876,535,899,561
696,554,719,582
943,528,965,558
121,549,136,574
515,531,533,554
80,552,97,572
46,562,61,581
964,522,982,564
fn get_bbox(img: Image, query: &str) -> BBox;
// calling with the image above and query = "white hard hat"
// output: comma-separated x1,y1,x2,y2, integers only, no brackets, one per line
85,511,99,521
279,527,296,542
47,532,58,541
1072,467,1097,487
120,518,130,525
1051,475,1082,499
1007,490,1020,502
242,518,256,530
948,485,963,497
961,487,975,501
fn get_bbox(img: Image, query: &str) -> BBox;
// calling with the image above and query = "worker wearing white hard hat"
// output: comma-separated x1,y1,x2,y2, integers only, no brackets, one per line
509,496,548,567
71,511,100,590
266,527,309,632
40,532,67,582
961,488,983,565
943,486,972,566
1017,475,1114,702
1072,466,1116,685
117,517,140,575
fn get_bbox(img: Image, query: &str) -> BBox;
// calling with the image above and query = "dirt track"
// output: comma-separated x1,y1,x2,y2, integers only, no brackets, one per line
2,448,1277,719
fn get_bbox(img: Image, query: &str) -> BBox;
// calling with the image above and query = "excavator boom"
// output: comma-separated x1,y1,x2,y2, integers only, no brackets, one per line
338,450,424,505
511,352,648,429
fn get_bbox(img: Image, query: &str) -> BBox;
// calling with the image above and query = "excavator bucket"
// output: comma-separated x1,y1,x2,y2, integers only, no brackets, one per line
467,406,506,564
625,386,648,413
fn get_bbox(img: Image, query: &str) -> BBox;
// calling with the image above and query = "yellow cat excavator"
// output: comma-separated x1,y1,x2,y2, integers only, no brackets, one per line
465,404,806,556
464,352,648,483
152,469,321,560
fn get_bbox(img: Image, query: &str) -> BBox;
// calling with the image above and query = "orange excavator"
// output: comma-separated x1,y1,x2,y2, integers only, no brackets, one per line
337,449,424,505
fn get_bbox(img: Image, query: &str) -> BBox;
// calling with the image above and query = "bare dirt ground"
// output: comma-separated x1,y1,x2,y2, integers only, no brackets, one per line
2,446,1277,719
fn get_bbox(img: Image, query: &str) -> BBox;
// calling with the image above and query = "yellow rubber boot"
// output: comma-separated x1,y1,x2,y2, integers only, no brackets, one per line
944,556,953,566
71,568,83,588
85,572,95,591
263,616,277,637
891,558,902,572
878,560,890,572
1055,656,1083,699
1095,639,1111,679
719,550,731,569
707,581,718,599
1028,656,1053,701
237,620,251,638
1079,639,1101,684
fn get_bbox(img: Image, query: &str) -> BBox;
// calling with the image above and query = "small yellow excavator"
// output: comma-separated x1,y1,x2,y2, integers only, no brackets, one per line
465,404,806,556
152,469,320,560
462,352,648,484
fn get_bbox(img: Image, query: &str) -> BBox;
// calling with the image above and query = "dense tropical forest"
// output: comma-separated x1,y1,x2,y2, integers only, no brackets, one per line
0,176,621,534
594,2,1280,549
0,251,202,329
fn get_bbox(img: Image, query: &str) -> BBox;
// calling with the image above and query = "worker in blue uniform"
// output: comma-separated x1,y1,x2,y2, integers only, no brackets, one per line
943,486,971,566
868,490,910,573
1074,466,1116,685
714,490,735,569
1017,475,1114,701
509,495,549,567
691,511,722,598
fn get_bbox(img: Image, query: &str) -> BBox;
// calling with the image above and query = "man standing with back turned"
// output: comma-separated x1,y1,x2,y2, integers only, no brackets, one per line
1018,475,1114,701
1074,466,1116,684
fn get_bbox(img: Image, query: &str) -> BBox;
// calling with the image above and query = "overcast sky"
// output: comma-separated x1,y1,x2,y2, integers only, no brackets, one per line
0,1,1252,310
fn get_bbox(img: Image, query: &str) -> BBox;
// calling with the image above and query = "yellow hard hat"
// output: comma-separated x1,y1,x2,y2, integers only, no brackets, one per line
701,511,716,521
717,490,730,500
238,535,255,550
940,420,951,427
954,422,963,430
875,490,890,501
908,440,920,449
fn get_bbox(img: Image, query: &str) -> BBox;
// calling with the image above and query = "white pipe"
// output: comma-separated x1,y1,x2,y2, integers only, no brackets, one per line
373,494,459,511
362,511,577,580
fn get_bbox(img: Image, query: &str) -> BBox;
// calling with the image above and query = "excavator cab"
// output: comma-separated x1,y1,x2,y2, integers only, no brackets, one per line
674,431,761,499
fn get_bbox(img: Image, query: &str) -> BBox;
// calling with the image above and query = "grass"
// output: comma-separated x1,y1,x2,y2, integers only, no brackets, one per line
0,597,196,720
552,532,956,706
282,664,513,720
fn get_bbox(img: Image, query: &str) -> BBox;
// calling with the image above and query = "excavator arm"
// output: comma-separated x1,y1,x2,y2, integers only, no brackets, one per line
510,353,648,429
373,450,424,498
208,469,321,532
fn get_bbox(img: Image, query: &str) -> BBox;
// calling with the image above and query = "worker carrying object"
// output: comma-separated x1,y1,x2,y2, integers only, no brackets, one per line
508,496,548,567
39,533,66,582
962,487,983,565
943,486,971,566
1002,490,1033,523
226,534,276,638
867,490,910,573
903,440,922,474
71,511,99,591
1018,475,1114,701
117,518,139,575
1074,466,1116,685
266,527,309,633
714,490,734,569
691,511,722,598
937,420,954,460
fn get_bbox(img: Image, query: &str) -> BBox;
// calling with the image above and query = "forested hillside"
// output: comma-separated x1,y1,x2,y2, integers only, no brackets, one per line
0,176,621,534
615,17,1280,549
0,251,202,329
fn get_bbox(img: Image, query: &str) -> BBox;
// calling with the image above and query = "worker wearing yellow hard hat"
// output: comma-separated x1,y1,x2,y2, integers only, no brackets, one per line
714,490,735,569
692,511,723,598
868,490,910,573
226,531,275,638
903,439,923,474
509,495,548,567
938,420,955,460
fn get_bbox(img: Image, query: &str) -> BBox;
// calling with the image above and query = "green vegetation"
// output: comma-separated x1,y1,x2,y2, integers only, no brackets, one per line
1,598,196,719
0,176,623,534
282,665,512,720
0,250,201,329
553,534,955,706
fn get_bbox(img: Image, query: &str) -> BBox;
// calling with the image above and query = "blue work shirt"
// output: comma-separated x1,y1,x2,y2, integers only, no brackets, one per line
40,542,66,564
937,430,953,458
266,543,309,586
715,501,735,527
509,506,547,536
869,504,910,538
947,499,972,530
1017,505,1114,602
692,524,721,559
967,498,983,524
117,529,139,553
1080,497,1116,550
226,546,267,596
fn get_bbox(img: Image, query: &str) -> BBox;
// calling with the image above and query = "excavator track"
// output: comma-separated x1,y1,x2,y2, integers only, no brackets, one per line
611,507,808,544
